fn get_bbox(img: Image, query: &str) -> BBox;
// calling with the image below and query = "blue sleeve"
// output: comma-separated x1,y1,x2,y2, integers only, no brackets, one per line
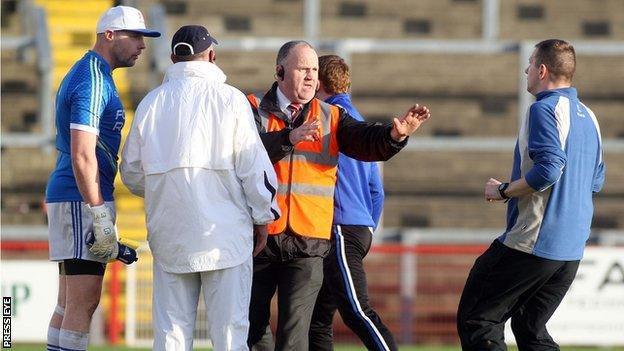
525,102,567,191
592,160,605,193
69,76,108,132
369,162,384,229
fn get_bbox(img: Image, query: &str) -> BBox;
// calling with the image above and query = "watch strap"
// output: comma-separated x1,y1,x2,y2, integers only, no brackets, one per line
499,182,510,200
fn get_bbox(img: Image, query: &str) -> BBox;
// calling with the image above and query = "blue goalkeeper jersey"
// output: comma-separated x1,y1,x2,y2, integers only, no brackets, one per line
46,50,125,203
498,88,605,261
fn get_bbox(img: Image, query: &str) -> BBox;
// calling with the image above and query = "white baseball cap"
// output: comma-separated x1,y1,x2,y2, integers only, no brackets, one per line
96,6,161,38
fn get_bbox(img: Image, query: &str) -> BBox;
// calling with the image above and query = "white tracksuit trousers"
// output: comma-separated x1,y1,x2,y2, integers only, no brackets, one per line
152,257,252,351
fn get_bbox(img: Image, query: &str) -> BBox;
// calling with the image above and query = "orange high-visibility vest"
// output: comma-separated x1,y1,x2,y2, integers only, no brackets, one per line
248,94,340,240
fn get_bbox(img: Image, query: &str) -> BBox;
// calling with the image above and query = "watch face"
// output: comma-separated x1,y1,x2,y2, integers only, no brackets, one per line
498,183,505,191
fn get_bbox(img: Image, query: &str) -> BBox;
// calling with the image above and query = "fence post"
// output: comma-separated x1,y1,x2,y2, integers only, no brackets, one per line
400,231,417,344
125,259,137,346
108,261,121,345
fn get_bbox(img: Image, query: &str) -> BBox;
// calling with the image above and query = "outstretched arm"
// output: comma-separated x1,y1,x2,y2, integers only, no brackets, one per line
336,104,431,162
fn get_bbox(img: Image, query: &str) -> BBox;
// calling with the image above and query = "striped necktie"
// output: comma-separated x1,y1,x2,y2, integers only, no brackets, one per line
288,103,303,123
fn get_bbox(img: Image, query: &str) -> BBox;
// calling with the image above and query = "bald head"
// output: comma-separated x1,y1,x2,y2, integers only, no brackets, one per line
275,41,319,104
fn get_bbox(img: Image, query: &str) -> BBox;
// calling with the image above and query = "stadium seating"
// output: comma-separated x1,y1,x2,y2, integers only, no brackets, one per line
1,2,47,226
319,0,482,39
500,0,624,40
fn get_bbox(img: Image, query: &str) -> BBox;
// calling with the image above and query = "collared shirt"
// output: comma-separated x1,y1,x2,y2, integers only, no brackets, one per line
275,86,292,116
121,61,279,273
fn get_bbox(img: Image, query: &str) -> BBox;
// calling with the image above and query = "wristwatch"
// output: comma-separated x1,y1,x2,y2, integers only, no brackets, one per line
498,182,510,200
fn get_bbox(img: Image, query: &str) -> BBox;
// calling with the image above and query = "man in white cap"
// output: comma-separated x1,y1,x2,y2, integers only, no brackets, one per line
121,25,279,351
44,6,159,351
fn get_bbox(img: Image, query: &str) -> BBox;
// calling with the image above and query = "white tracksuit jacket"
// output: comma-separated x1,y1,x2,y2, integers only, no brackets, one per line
120,61,279,273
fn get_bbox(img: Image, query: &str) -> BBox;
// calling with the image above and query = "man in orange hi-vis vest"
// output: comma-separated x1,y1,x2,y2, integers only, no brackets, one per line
246,40,431,350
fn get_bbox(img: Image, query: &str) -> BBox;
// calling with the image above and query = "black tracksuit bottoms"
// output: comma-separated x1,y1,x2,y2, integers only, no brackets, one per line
457,239,580,351
309,225,398,351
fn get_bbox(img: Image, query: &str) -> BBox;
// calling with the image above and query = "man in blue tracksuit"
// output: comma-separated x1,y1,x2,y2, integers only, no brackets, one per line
457,39,606,350
309,55,398,351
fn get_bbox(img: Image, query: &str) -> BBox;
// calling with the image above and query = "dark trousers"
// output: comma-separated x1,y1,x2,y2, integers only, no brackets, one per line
309,225,398,351
457,240,580,351
247,254,324,350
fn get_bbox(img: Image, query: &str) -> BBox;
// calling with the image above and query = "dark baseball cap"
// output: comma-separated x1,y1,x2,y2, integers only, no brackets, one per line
171,25,218,56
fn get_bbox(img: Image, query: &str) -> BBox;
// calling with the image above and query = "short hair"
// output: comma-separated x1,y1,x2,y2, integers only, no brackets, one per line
276,40,314,66
172,47,211,62
318,55,350,94
534,39,576,82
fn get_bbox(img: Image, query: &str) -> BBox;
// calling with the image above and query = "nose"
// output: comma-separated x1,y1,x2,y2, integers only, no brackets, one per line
524,66,528,74
305,69,314,80
138,37,146,50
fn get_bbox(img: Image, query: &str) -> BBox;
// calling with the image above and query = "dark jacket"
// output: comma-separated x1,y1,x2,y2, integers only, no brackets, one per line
249,83,406,260
253,82,406,164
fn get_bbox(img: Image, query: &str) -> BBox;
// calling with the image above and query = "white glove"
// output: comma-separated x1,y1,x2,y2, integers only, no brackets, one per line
86,233,138,265
87,204,119,259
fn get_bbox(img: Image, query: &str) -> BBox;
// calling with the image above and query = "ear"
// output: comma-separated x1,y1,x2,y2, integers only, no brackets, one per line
538,64,548,80
275,64,284,80
316,80,320,92
103,30,115,42
209,50,216,63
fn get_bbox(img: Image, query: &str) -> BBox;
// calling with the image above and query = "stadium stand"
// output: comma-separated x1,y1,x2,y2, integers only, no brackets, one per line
499,0,624,40
319,0,483,39
1,1,47,227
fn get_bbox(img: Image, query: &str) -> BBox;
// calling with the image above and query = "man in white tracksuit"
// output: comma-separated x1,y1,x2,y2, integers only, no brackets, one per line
120,25,279,351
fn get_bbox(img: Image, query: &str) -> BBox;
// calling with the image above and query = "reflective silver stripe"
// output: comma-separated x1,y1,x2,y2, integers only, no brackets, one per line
258,107,271,132
249,95,270,132
318,101,333,155
277,184,289,195
292,152,338,166
277,183,334,197
276,152,338,166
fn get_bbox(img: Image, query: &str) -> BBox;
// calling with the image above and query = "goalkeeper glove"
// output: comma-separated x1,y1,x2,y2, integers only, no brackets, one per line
87,204,119,259
86,232,138,264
